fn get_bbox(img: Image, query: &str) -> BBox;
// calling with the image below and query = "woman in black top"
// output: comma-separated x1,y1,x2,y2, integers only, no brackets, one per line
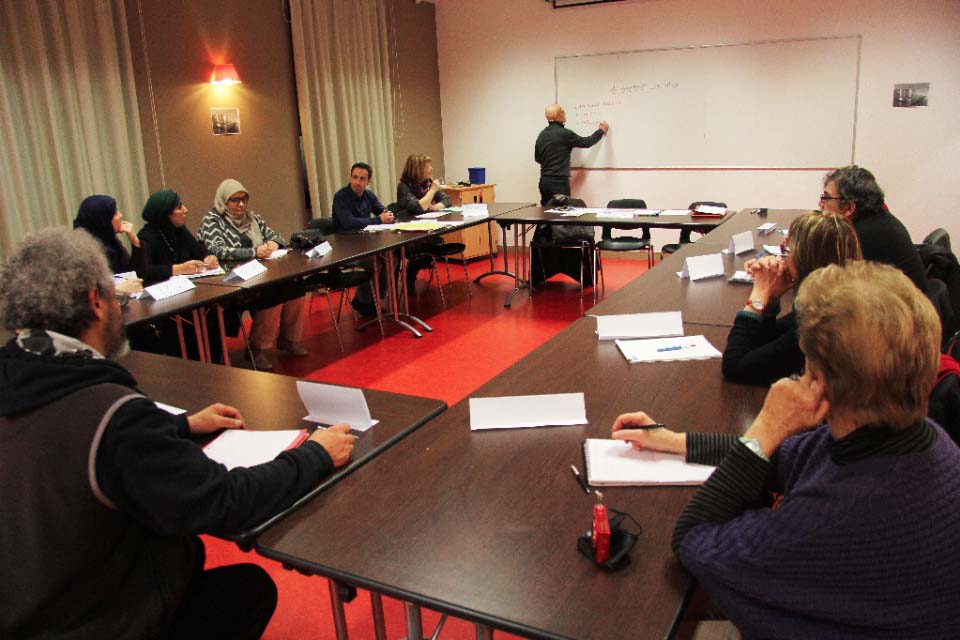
137,189,219,285
721,211,862,385
395,154,451,218
73,195,144,295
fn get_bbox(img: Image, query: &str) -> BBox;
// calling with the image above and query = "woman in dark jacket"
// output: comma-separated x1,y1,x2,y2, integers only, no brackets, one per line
73,194,144,295
395,154,450,218
137,189,218,285
721,211,862,385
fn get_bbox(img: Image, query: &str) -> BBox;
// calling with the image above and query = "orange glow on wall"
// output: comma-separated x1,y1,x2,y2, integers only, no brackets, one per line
211,64,241,85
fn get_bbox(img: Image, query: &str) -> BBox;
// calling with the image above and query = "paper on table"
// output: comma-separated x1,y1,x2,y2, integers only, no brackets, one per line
677,253,725,281
142,275,196,300
596,211,636,219
595,311,683,340
224,259,267,281
296,380,377,431
364,223,397,232
583,439,715,486
615,335,722,363
659,209,693,216
265,249,289,260
155,401,187,415
560,211,588,217
462,203,489,216
185,266,226,278
721,230,755,256
114,271,138,280
694,204,727,215
469,392,587,430
763,244,785,256
728,270,754,284
203,429,309,471
395,221,442,231
415,211,450,219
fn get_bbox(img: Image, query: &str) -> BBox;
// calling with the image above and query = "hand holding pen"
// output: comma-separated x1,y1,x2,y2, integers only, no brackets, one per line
611,412,687,456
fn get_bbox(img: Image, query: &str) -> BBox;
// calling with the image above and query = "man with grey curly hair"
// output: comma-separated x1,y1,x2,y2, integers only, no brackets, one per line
0,227,356,638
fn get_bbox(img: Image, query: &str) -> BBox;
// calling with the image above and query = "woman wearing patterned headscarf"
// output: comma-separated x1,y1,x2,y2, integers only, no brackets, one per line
138,189,218,285
73,195,144,295
197,179,307,370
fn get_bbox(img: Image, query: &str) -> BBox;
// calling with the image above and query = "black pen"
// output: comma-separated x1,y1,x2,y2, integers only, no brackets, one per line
628,423,666,430
570,464,590,494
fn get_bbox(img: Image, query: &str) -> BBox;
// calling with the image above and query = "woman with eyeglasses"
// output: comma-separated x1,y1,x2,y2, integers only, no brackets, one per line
197,179,307,370
72,195,144,296
721,211,862,385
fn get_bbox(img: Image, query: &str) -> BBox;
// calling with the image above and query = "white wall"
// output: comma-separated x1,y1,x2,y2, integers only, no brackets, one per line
436,0,960,245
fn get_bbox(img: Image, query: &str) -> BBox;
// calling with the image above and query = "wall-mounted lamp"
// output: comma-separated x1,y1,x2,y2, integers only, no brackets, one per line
211,64,242,85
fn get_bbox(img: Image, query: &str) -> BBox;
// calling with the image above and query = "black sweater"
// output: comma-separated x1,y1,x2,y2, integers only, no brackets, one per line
137,224,211,285
722,308,803,385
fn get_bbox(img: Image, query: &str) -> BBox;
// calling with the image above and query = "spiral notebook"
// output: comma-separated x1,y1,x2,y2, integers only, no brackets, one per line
583,438,715,486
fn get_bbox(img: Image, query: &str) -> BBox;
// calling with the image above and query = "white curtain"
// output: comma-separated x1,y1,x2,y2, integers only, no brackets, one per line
290,0,396,217
0,0,148,261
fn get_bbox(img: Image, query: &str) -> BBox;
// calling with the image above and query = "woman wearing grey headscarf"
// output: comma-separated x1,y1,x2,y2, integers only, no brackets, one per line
198,179,307,370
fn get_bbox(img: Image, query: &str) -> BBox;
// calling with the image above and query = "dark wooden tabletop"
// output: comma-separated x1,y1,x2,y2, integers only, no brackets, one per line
257,318,768,639
495,205,728,232
122,349,447,548
121,282,241,327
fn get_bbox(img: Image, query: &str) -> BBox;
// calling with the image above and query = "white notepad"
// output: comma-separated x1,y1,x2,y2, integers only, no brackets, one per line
583,438,715,486
203,429,309,471
615,335,722,363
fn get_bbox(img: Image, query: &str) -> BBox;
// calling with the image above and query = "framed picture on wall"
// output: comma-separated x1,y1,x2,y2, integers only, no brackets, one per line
892,83,929,108
211,108,241,135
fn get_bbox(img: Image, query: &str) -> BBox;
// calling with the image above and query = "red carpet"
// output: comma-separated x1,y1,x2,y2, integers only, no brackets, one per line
205,249,650,638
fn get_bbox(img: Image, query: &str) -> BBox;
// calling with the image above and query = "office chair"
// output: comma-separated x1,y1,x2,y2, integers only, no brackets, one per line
302,216,384,352
594,198,652,294
923,228,951,253
533,195,595,298
660,201,727,259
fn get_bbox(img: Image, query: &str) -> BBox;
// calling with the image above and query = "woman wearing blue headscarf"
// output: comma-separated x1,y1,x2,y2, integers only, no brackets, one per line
73,195,144,295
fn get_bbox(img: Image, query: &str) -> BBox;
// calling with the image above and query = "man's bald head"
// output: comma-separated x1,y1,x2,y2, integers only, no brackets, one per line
545,104,566,124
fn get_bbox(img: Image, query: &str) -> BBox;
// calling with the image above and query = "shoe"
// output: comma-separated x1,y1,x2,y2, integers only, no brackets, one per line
277,337,309,357
247,349,273,371
351,297,378,317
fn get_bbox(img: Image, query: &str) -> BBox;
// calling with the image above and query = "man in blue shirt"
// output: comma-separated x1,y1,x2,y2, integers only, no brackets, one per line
330,162,393,315
331,162,394,230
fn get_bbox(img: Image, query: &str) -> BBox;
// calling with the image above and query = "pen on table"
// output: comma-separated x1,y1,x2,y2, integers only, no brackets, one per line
656,345,696,352
755,248,767,261
627,423,666,431
570,464,590,494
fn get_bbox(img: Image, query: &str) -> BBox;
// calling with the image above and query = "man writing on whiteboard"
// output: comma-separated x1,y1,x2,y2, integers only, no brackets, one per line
534,103,608,206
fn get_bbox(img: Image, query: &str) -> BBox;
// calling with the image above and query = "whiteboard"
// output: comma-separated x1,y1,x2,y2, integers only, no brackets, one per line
556,36,860,169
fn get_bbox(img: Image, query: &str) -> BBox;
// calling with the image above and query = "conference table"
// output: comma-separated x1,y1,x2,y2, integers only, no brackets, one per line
255,209,800,640
491,206,730,307
121,349,447,549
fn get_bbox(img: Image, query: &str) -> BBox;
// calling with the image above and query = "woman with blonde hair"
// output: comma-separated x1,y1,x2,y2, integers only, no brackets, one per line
395,154,450,218
722,211,862,385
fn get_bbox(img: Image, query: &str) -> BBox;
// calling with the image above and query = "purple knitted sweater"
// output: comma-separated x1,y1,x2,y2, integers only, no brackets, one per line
677,421,960,639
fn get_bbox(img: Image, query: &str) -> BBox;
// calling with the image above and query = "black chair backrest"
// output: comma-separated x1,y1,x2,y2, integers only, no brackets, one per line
923,228,951,252
604,199,649,239
606,198,647,209
387,202,399,214
307,216,338,235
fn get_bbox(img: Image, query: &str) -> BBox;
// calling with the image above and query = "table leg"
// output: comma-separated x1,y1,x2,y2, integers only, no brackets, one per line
474,221,516,283
474,624,494,640
504,223,533,308
401,602,423,640
327,580,350,640
173,315,188,359
358,249,431,337
370,592,387,640
215,304,230,366
197,305,231,366
190,309,207,363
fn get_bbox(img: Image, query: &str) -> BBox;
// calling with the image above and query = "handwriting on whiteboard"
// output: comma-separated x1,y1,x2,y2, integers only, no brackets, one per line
610,81,680,94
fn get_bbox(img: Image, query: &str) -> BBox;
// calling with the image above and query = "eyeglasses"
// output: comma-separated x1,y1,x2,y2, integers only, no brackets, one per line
819,193,843,202
227,195,249,204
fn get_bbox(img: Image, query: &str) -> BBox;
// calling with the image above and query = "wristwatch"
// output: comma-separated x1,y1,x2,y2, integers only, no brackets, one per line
739,436,769,461
746,298,766,312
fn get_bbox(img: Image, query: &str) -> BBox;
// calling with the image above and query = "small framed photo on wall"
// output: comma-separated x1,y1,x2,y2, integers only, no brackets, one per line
211,108,241,135
892,83,929,108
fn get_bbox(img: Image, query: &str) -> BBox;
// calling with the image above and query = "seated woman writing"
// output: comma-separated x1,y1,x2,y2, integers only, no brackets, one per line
73,195,144,296
395,154,453,293
722,211,861,385
138,189,219,284
612,261,960,637
198,179,307,371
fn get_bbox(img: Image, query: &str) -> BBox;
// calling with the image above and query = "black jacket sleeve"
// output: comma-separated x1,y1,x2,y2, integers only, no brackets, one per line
722,310,804,386
137,228,174,284
95,398,335,537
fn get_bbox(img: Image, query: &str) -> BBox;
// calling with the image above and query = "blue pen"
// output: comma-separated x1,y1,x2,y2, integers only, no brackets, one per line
656,346,682,352
755,248,767,260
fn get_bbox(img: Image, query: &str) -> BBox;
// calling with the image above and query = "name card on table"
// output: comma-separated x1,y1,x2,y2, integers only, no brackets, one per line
462,203,489,217
722,230,755,256
114,270,138,281
225,259,267,282
185,266,226,279
469,392,587,430
757,222,777,235
142,275,195,301
265,248,289,260
296,380,377,432
305,241,332,258
677,253,725,281
762,244,785,256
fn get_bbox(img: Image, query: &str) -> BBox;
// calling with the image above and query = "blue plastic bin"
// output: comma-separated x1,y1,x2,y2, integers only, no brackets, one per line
468,167,486,185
